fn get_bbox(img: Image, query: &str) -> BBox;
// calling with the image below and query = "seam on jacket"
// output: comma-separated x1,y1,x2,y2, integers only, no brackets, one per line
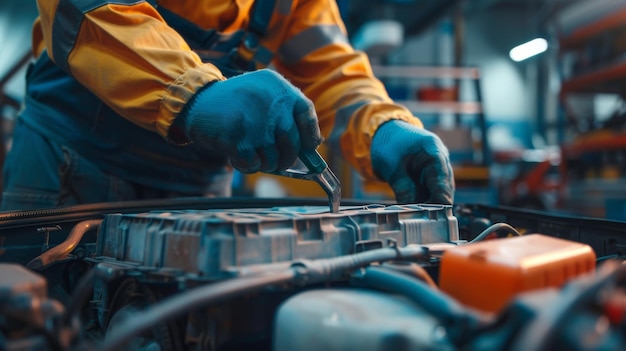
278,24,348,65
328,100,369,147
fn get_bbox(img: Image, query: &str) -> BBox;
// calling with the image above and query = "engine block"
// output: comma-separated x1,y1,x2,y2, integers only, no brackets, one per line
96,204,458,278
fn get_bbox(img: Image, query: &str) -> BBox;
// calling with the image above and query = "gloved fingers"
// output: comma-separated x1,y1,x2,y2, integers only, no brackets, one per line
423,173,454,205
232,135,299,173
275,124,300,171
230,149,262,174
183,69,322,175
393,180,419,204
388,165,420,204
292,97,321,151
257,145,280,173
370,120,455,205
414,153,455,205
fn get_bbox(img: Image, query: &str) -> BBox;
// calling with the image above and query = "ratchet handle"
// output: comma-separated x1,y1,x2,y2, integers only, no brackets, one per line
299,149,327,174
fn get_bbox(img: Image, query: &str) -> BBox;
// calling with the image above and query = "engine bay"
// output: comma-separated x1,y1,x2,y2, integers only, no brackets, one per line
0,198,624,351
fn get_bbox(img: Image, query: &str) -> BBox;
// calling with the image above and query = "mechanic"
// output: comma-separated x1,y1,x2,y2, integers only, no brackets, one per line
1,0,454,210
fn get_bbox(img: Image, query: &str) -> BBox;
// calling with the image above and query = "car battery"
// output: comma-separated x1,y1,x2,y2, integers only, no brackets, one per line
96,204,458,279
439,234,596,313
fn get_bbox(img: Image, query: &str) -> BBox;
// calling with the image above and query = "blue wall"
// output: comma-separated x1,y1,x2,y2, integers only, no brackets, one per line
0,1,38,101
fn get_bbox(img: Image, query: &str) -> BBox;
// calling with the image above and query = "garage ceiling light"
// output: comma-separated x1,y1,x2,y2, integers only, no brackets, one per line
509,38,548,62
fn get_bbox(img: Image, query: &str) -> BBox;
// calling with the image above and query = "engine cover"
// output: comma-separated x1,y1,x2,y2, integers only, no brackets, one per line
96,204,458,279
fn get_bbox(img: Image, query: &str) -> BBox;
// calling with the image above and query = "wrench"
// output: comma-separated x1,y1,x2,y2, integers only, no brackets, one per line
271,150,341,213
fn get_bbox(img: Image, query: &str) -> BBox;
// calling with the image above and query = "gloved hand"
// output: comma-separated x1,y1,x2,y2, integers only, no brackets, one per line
179,69,321,173
371,120,455,205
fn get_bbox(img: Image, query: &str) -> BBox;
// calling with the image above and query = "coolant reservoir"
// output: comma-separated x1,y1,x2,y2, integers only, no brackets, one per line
439,234,596,313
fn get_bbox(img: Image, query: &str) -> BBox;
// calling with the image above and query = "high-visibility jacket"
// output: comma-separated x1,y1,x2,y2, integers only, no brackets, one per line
32,0,422,187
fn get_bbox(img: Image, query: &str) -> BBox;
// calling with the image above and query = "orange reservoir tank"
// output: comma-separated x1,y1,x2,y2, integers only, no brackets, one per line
439,234,596,313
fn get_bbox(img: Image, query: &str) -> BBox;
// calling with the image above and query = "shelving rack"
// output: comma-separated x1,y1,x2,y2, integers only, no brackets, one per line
558,5,626,118
559,6,626,50
556,4,626,219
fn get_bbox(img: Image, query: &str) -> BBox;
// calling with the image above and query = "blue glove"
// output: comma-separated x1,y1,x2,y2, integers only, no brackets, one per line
371,120,455,205
178,69,321,173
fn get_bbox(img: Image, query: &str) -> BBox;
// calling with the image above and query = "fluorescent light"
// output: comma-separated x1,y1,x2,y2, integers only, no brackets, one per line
509,38,548,62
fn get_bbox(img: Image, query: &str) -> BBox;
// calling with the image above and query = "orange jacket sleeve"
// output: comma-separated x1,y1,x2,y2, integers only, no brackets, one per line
273,0,423,180
34,0,224,141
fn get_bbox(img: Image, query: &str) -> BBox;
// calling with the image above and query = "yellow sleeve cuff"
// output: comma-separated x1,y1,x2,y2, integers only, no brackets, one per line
342,102,423,180
158,63,225,142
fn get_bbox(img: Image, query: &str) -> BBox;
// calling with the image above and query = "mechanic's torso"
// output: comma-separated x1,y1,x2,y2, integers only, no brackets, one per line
23,0,295,192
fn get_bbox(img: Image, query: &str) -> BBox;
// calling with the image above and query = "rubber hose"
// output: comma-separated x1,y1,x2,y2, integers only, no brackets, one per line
352,265,488,345
100,270,296,351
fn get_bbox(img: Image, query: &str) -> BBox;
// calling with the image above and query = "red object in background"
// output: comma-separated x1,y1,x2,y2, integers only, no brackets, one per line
494,148,562,211
417,86,458,101
510,159,561,199
604,297,625,325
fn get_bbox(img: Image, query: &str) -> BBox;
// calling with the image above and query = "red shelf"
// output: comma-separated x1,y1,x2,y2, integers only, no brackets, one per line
561,132,626,157
560,7,626,50
395,100,482,114
560,59,626,94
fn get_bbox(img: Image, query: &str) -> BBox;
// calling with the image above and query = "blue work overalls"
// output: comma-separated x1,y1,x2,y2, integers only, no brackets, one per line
1,2,275,210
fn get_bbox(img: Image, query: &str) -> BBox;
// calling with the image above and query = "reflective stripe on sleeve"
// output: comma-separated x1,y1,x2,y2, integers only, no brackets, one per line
327,101,369,146
51,0,145,72
278,25,348,65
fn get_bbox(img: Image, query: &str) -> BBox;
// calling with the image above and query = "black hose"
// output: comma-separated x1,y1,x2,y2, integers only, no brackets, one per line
292,245,429,284
470,223,522,243
511,260,626,351
63,267,97,328
353,266,471,324
100,270,296,351
351,266,490,344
